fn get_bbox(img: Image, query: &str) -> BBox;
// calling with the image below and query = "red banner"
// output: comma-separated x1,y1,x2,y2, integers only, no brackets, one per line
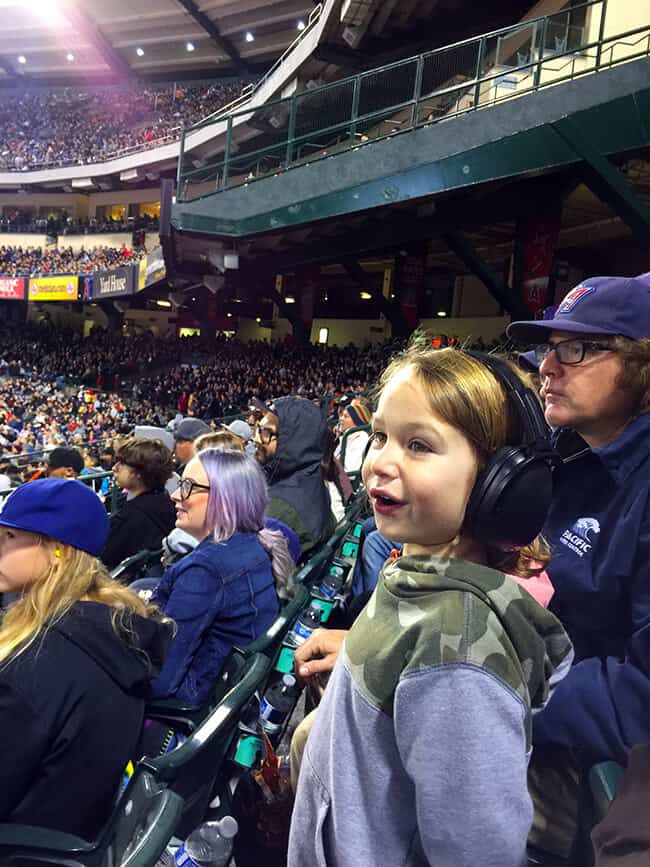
520,217,561,314
397,254,426,327
0,277,25,300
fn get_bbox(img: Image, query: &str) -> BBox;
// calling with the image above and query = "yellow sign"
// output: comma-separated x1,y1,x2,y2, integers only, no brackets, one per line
28,276,79,302
138,257,147,291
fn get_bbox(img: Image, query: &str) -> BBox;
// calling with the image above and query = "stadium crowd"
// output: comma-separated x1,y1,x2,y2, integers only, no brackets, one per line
0,212,159,235
0,275,647,867
0,243,144,276
0,80,248,170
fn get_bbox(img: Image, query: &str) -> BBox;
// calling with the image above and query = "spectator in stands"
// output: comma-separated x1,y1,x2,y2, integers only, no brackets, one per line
507,275,650,857
224,419,255,456
45,446,84,479
0,478,170,838
148,448,281,705
289,347,572,867
101,437,176,572
254,396,336,556
172,417,211,472
335,399,371,472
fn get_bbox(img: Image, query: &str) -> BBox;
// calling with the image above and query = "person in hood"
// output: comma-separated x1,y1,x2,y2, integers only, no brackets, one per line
254,396,335,556
101,437,176,573
289,346,573,867
0,478,170,840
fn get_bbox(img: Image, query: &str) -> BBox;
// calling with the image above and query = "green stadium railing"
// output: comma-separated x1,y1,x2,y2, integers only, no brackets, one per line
178,0,650,201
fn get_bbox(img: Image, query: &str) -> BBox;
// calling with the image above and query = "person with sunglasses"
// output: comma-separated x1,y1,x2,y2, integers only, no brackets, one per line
507,274,650,858
147,448,280,705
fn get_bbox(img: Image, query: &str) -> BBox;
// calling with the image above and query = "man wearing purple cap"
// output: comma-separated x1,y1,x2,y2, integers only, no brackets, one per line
508,274,650,856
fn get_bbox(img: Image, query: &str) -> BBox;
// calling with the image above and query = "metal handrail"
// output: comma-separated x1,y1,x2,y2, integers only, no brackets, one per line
177,0,650,201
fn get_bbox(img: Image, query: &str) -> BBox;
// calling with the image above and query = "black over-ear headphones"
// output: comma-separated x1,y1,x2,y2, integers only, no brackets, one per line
462,352,558,549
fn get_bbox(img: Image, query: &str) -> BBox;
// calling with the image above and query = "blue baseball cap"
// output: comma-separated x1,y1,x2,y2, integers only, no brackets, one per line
507,274,650,343
0,478,109,556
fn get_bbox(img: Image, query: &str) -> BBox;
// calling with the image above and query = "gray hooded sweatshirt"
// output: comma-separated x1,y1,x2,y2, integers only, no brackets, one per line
289,554,574,867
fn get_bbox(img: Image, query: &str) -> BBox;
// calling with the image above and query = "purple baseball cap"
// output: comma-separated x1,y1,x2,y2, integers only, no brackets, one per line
507,274,650,343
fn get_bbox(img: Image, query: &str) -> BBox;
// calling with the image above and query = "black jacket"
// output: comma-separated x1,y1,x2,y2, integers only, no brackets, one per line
263,397,336,556
101,488,176,571
0,602,170,839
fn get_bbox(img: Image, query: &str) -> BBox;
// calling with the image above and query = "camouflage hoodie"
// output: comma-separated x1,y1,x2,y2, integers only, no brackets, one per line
289,554,573,867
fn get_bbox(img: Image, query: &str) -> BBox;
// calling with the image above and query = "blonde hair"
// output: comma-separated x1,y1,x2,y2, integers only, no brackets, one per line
0,538,162,667
195,430,244,452
377,344,549,576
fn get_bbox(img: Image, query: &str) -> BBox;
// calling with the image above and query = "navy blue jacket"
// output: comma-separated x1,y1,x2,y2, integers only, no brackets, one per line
533,413,650,764
149,531,279,705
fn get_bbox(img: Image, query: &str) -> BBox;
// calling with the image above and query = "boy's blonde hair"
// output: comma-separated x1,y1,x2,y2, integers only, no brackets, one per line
377,344,549,576
0,538,162,667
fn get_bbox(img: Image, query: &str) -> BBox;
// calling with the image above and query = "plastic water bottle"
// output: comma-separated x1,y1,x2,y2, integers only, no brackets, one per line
259,674,298,734
155,848,175,867
318,565,345,599
175,817,238,867
288,601,323,647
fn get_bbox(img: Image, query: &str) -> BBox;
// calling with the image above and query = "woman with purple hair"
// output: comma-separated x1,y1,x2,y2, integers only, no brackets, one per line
148,448,280,705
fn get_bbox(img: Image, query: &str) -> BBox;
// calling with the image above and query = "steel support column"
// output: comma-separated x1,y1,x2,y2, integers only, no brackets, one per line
441,229,529,319
552,117,650,248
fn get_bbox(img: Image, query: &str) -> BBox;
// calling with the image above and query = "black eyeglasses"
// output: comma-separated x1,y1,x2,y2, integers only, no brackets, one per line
254,424,277,444
534,338,615,366
176,478,211,500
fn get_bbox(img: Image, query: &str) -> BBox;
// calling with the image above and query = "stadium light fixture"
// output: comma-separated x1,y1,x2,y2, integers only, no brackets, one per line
186,41,195,52
17,55,26,64
245,32,254,42
136,47,145,57
360,291,372,300
297,20,305,30
437,310,448,317
255,317,261,323
156,300,172,308
284,295,295,304
66,52,74,62
226,312,233,318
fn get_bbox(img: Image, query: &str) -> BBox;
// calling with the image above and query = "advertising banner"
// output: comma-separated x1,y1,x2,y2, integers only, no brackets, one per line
138,246,166,290
28,275,79,302
518,213,561,314
0,277,26,300
93,266,136,299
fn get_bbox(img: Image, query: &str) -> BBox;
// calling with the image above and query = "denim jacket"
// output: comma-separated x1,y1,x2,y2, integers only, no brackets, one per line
149,531,278,705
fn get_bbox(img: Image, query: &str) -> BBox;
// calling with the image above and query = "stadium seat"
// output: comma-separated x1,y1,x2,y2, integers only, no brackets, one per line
0,767,183,866
110,548,163,584
141,651,271,838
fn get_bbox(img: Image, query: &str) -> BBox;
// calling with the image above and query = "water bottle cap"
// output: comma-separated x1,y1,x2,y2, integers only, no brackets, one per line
217,815,239,839
282,674,296,688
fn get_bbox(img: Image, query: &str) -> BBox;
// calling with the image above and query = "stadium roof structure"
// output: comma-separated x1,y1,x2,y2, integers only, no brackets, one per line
0,0,314,83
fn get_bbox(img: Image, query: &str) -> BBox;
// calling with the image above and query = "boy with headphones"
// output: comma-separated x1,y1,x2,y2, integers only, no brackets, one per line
508,274,650,857
289,346,572,867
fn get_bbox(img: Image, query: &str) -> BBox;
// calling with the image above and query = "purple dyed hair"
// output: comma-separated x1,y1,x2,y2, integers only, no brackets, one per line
197,448,268,542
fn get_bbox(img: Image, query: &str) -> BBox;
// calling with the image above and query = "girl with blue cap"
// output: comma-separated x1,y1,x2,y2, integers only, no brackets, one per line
0,478,171,840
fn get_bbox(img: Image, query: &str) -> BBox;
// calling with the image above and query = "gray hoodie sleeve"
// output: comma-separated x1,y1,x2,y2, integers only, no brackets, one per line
395,663,531,867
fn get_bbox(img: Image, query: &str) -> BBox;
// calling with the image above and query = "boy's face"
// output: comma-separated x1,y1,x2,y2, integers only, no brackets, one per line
362,365,478,556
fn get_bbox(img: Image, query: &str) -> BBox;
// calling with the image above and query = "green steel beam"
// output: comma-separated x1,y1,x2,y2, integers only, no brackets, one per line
441,229,529,319
552,116,650,248
343,261,411,336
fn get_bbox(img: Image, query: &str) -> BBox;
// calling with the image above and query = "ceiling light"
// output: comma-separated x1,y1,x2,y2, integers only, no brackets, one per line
17,55,26,64
156,299,172,308
136,47,145,57
255,317,261,323
66,52,74,62
284,295,295,304
437,310,448,317
226,312,233,318
245,31,254,42
360,291,372,300
297,20,305,30
186,41,195,52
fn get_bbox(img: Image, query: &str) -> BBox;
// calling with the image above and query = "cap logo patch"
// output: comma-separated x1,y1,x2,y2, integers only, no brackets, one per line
558,285,595,313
